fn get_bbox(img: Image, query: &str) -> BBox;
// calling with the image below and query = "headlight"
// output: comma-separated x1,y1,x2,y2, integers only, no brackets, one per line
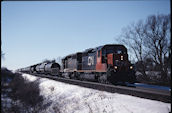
130,66,133,69
121,56,123,60
114,66,118,69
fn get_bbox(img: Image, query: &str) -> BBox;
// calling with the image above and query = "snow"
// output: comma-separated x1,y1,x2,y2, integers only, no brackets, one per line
22,73,38,82
23,74,171,113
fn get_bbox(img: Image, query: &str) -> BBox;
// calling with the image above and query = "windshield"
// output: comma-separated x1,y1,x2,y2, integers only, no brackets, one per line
103,47,127,55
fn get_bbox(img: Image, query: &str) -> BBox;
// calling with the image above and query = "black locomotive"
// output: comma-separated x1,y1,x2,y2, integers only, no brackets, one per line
19,44,136,84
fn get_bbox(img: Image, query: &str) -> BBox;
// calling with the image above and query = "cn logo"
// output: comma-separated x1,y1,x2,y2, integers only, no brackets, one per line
88,56,94,66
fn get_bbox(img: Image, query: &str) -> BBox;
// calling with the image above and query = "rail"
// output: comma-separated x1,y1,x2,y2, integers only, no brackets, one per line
30,73,170,103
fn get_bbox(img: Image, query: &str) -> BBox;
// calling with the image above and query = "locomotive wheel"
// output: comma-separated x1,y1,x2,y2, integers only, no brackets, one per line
97,74,107,84
73,71,79,80
69,73,75,79
98,76,105,84
78,73,85,81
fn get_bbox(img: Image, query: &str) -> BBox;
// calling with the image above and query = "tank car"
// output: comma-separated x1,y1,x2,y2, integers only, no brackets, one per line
44,62,60,75
23,67,31,73
39,63,47,74
35,64,41,74
30,65,37,73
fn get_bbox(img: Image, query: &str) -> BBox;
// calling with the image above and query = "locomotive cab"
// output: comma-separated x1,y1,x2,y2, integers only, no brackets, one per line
96,45,136,84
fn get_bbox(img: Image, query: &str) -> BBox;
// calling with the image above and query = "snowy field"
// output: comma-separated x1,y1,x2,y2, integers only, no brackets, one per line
22,74,171,113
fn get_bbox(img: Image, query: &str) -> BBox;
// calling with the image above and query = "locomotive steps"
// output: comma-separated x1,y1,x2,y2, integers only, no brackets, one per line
32,73,170,103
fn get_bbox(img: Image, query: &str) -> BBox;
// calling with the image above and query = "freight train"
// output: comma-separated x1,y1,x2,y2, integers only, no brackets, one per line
19,44,136,84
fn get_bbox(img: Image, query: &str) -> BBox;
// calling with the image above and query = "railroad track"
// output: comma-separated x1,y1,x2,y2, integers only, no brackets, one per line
30,73,170,103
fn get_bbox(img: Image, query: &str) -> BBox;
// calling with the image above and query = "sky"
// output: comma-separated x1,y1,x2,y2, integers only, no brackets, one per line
1,0,170,70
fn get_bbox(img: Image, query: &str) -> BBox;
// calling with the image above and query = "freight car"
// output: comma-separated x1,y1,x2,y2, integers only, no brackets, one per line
20,62,60,76
62,44,136,84
44,62,60,75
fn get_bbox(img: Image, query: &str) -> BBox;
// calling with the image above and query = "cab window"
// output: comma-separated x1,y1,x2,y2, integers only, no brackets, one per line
116,50,122,54
98,50,100,57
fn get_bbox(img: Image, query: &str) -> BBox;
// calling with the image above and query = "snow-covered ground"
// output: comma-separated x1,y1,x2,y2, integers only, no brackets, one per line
22,74,171,113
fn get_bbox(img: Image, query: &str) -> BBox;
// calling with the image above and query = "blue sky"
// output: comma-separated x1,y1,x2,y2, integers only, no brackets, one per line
1,1,170,70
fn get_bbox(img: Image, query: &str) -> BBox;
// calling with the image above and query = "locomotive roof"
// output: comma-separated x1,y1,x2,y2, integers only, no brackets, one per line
83,44,126,53
96,44,126,51
63,44,126,59
63,52,82,59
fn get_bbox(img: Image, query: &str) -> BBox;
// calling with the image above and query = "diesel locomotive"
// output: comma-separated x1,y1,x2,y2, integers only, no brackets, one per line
19,44,136,84
62,44,136,84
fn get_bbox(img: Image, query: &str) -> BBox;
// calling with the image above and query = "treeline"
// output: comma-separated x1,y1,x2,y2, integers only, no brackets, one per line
119,14,171,86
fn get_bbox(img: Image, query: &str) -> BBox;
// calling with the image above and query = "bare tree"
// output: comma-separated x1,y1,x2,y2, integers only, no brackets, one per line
119,20,148,78
118,14,171,83
1,40,5,60
56,56,62,66
1,50,5,60
144,14,171,81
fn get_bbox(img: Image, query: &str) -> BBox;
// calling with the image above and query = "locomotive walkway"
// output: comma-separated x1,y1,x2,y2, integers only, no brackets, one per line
31,73,170,103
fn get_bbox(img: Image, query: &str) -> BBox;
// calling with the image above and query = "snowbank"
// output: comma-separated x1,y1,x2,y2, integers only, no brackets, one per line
22,74,38,82
23,74,171,113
